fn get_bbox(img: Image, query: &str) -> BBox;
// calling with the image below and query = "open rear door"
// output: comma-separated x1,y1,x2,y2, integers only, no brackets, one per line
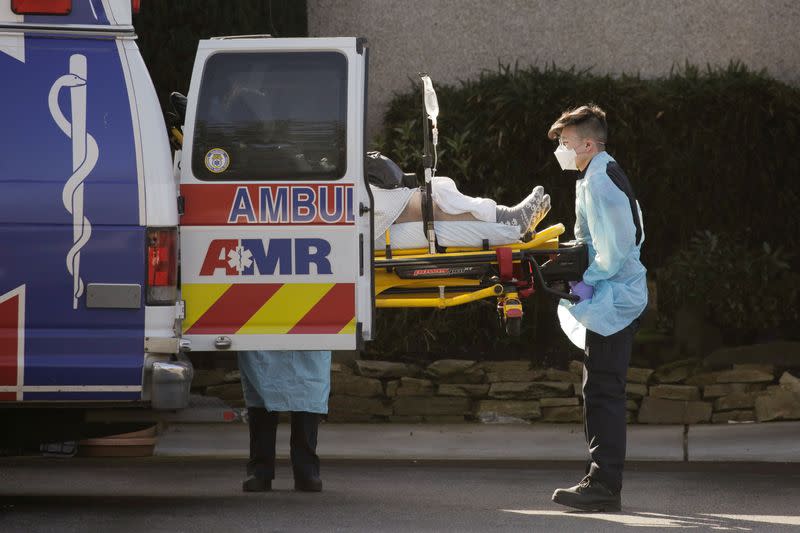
179,37,373,351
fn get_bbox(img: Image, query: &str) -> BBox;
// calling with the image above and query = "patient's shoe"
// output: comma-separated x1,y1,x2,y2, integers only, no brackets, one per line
495,186,544,232
551,475,621,512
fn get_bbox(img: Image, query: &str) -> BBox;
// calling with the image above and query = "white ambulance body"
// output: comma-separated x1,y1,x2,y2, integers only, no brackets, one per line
0,0,372,445
179,36,373,353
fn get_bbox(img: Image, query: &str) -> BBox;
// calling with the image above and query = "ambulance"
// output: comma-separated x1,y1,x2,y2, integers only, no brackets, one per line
0,0,373,446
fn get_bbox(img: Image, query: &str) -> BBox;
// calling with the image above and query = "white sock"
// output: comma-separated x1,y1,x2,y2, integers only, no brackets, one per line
495,186,545,232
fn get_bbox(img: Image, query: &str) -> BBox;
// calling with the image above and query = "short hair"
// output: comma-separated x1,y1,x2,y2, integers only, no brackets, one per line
547,104,608,143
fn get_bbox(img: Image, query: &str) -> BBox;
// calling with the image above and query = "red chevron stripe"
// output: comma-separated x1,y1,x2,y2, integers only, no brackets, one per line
288,283,355,334
0,294,19,387
186,284,282,334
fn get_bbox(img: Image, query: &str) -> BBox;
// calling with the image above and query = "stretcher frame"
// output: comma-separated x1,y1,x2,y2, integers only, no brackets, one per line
373,222,588,335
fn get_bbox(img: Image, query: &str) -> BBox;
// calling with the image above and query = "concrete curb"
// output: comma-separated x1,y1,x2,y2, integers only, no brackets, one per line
154,421,800,462
687,421,800,462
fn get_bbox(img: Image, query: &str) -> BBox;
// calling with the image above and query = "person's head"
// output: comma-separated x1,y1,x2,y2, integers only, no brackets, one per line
547,104,607,171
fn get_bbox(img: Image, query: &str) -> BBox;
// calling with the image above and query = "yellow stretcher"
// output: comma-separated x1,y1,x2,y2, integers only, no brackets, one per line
372,222,588,336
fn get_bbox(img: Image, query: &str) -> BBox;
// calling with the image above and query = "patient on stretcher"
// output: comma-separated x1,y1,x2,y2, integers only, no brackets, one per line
368,153,550,250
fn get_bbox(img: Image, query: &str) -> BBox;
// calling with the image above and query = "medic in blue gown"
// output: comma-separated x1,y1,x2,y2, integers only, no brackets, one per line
238,350,330,492
548,104,647,512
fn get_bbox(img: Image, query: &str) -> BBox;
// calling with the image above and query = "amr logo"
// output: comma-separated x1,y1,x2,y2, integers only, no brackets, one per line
48,55,98,309
200,238,333,277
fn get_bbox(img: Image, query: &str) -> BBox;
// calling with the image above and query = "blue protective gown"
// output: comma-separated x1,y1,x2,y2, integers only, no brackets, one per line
238,350,331,413
559,152,648,342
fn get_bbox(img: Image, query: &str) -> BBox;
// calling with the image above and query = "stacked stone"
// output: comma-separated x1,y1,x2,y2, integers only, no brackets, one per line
636,359,800,424
192,368,245,408
190,342,800,425
635,359,710,424
327,359,585,423
625,366,653,423
702,342,800,423
474,361,581,424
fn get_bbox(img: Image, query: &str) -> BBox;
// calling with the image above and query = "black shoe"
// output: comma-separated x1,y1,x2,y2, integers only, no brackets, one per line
242,475,272,492
552,476,621,512
294,476,323,492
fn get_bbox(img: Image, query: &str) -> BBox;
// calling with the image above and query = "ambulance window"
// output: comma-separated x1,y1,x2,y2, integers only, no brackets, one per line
192,51,348,181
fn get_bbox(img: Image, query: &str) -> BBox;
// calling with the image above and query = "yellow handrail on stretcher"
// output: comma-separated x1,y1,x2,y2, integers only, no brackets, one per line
376,283,504,309
373,223,566,309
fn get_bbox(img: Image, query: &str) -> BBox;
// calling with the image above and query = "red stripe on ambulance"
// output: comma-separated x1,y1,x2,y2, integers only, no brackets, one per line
0,286,24,401
0,295,19,386
289,283,355,334
186,284,282,334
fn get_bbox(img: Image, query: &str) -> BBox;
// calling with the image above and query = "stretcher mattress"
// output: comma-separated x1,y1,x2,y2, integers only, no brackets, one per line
374,221,521,250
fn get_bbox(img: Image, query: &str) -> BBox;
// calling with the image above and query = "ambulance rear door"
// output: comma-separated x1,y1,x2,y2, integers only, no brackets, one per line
179,37,373,352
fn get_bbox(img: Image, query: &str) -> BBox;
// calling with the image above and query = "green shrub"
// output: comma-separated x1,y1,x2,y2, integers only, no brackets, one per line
657,230,800,338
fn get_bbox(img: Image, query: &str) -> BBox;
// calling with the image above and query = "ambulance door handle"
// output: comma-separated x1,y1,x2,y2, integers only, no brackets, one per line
359,203,370,216
214,336,232,349
359,233,364,276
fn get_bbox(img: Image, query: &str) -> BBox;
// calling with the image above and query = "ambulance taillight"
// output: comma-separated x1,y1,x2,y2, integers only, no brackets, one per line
146,228,178,305
131,0,140,14
11,0,71,15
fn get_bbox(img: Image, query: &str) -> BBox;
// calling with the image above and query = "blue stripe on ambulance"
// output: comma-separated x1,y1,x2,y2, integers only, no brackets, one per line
0,30,144,400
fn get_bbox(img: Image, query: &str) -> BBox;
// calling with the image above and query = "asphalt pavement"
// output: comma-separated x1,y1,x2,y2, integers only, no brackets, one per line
1,458,799,532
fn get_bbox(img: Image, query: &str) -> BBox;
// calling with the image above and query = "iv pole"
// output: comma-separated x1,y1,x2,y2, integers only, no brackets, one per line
419,73,439,254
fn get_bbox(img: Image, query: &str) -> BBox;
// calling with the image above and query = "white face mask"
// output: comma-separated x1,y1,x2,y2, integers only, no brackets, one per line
554,144,578,171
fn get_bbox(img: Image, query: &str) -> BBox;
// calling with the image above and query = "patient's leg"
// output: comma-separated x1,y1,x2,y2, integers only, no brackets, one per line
395,190,479,223
395,186,549,233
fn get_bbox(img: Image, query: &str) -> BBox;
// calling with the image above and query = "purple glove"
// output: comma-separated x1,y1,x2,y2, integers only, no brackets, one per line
569,281,594,303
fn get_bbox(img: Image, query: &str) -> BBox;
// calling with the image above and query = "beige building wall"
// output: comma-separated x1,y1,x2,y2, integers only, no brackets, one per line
308,0,800,138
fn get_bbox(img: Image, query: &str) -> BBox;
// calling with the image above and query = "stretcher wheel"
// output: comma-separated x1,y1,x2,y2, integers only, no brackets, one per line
505,317,522,337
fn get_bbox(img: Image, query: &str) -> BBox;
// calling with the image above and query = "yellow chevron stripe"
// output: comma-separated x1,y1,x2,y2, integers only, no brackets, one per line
237,283,335,335
181,283,232,333
339,316,356,335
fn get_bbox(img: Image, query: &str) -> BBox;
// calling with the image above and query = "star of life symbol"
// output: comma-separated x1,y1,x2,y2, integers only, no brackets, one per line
227,245,253,273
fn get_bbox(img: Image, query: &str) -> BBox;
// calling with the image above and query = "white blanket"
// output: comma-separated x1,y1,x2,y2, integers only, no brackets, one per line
370,177,498,237
370,177,512,249
430,176,496,222
374,221,520,250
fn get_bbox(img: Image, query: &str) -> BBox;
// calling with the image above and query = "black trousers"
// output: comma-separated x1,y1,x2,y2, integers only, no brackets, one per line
246,408,321,481
582,319,639,494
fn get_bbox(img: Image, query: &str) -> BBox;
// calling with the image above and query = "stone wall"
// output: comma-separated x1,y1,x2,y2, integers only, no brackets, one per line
307,0,800,139
192,342,800,424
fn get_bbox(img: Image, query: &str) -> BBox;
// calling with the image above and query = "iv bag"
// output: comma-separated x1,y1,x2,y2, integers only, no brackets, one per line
420,75,439,127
